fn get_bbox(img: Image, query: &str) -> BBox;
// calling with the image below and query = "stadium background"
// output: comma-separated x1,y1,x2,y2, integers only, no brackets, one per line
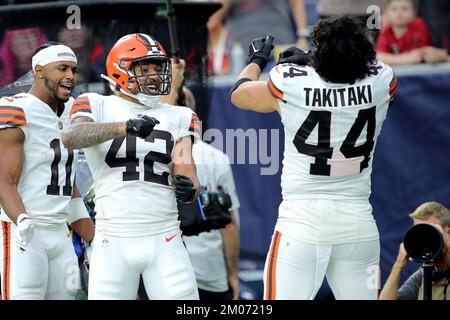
1,0,449,299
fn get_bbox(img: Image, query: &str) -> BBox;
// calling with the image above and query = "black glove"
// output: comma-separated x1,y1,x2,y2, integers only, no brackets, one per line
126,114,159,139
248,35,274,71
277,46,311,66
173,175,196,203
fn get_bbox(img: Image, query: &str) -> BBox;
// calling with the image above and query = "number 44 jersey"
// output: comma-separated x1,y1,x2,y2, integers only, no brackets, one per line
0,93,75,227
268,61,397,201
70,93,200,237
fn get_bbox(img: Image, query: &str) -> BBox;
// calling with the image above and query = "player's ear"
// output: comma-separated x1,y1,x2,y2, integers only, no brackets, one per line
35,65,44,79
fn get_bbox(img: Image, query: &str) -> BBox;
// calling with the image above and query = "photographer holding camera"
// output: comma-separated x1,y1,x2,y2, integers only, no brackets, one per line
159,59,241,300
380,202,450,300
177,87,240,300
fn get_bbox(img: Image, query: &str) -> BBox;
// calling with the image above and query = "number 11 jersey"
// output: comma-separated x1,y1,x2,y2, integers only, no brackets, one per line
70,93,200,237
268,61,397,201
0,93,75,227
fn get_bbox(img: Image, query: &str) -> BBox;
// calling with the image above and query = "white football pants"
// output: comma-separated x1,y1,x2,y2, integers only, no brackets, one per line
0,221,80,300
263,231,380,300
88,229,199,300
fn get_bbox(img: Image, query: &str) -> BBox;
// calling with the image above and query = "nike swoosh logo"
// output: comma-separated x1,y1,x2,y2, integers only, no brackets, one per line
165,235,176,242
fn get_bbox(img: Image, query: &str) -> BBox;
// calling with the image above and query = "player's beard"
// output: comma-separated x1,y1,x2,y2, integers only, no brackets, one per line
126,76,162,108
44,76,71,103
138,76,162,96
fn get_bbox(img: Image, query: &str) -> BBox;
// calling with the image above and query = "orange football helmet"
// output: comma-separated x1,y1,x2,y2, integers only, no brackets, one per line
102,33,172,99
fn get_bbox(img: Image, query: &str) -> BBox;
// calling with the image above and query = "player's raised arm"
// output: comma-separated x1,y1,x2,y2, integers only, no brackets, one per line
230,35,279,113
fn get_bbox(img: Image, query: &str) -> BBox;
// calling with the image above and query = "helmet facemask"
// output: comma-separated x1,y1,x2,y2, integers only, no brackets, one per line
128,57,172,96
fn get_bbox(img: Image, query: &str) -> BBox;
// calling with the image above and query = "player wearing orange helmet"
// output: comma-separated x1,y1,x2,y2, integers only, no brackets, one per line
62,33,201,299
101,33,172,105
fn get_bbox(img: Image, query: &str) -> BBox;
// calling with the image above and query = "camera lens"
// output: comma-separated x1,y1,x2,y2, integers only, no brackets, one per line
403,224,443,263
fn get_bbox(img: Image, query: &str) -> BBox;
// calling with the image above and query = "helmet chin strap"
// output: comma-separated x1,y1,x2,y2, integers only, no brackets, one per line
134,93,161,109
101,74,161,108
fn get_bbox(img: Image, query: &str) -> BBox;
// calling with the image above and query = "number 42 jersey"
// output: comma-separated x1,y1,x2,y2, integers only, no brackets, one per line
268,61,397,201
70,93,200,237
0,93,75,227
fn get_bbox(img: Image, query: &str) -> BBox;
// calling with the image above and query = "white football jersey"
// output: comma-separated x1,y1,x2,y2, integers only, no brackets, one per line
0,93,76,227
70,93,200,237
268,61,397,201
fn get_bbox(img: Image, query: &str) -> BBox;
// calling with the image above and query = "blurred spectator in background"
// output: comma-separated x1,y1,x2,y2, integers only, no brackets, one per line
57,24,105,84
376,0,447,65
0,27,47,85
206,0,231,75
211,0,309,73
416,0,450,55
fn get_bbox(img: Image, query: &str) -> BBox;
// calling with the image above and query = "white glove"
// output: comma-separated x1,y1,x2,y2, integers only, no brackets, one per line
15,213,34,249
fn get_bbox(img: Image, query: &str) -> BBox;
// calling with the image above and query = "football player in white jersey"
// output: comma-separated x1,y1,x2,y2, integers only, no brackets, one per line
62,33,201,300
230,16,398,299
0,42,95,300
